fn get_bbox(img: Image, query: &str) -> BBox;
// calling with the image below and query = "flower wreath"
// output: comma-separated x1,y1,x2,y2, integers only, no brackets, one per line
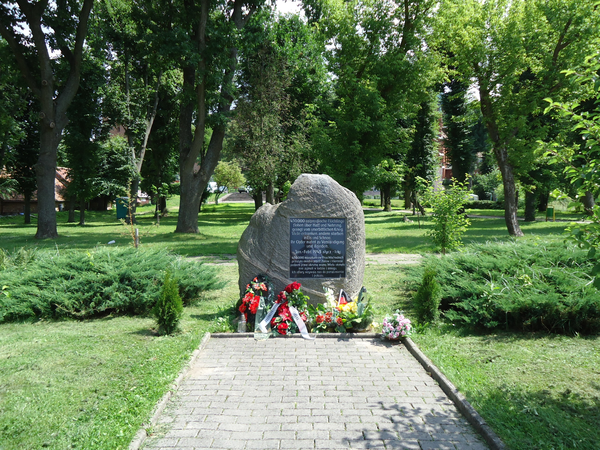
239,275,274,326
271,282,310,336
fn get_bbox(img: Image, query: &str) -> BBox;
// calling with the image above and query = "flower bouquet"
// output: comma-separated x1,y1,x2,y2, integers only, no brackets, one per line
310,287,374,333
271,282,310,336
238,275,274,331
381,311,412,341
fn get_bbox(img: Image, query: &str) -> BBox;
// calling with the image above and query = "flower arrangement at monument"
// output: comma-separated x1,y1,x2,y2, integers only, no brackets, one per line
310,287,373,333
381,311,412,340
271,282,311,336
238,275,274,330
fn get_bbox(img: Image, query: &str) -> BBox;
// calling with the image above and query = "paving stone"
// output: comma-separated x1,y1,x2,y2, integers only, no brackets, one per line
138,337,490,450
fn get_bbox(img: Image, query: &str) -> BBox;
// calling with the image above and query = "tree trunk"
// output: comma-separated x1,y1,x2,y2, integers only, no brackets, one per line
130,176,139,217
266,182,275,205
495,149,524,236
404,186,412,210
159,196,167,214
24,193,31,224
479,85,524,237
524,190,536,222
253,191,263,211
68,195,75,223
538,192,549,212
382,185,392,212
79,196,85,225
34,128,61,239
582,191,595,216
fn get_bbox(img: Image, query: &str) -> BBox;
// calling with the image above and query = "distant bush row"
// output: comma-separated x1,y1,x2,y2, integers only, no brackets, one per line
407,240,600,334
464,200,504,210
0,247,223,323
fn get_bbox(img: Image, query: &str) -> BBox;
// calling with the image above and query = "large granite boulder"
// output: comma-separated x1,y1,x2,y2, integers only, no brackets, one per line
237,174,365,302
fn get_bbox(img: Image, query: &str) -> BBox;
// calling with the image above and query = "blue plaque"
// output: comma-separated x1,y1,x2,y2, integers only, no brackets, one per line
289,218,346,279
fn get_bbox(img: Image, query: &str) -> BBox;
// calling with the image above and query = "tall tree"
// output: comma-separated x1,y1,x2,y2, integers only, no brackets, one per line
404,100,437,213
0,39,26,170
0,0,94,239
140,75,180,216
173,0,264,233
438,0,598,236
99,0,167,217
63,47,107,225
314,0,440,198
228,12,321,209
441,79,473,183
5,95,39,224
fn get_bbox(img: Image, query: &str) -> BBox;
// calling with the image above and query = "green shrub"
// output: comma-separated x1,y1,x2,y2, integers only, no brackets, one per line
153,272,184,335
413,267,441,324
0,247,223,322
464,200,504,209
421,177,471,254
406,240,600,334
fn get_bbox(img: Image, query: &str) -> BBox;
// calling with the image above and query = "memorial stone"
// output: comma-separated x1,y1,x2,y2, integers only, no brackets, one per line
237,174,365,302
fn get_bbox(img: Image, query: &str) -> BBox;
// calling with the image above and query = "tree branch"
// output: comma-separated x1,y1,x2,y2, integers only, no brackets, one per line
55,0,94,119
0,22,41,96
552,16,573,66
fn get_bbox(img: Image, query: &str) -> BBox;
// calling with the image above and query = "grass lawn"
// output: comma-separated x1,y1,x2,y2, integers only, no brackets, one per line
0,265,240,450
1,200,574,256
411,328,600,450
1,202,598,449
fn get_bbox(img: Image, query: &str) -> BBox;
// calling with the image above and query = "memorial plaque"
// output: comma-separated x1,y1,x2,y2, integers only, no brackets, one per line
289,218,346,278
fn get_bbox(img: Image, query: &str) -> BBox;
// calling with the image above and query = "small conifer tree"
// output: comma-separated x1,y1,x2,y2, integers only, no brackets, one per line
153,272,184,335
413,267,441,324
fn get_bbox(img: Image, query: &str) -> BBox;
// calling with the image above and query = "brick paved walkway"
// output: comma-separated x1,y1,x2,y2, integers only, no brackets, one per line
142,336,489,450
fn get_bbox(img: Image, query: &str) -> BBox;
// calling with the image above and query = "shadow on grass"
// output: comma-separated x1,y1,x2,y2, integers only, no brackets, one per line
130,328,158,337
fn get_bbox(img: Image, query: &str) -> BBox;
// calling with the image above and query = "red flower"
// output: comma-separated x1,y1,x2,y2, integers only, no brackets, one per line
243,292,254,302
316,315,324,324
239,303,247,313
249,295,260,314
277,291,287,303
285,281,301,293
277,322,289,334
300,311,308,322
325,312,333,323
336,317,344,326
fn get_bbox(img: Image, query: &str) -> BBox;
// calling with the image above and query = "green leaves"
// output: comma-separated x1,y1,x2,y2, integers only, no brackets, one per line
421,177,472,254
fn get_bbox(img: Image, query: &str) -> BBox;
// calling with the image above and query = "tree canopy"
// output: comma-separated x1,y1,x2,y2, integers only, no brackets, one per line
1,0,599,239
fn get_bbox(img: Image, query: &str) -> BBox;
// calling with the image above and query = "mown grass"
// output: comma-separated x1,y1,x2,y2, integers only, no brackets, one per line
0,265,240,450
1,201,598,449
0,200,256,256
363,210,570,254
411,327,600,450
